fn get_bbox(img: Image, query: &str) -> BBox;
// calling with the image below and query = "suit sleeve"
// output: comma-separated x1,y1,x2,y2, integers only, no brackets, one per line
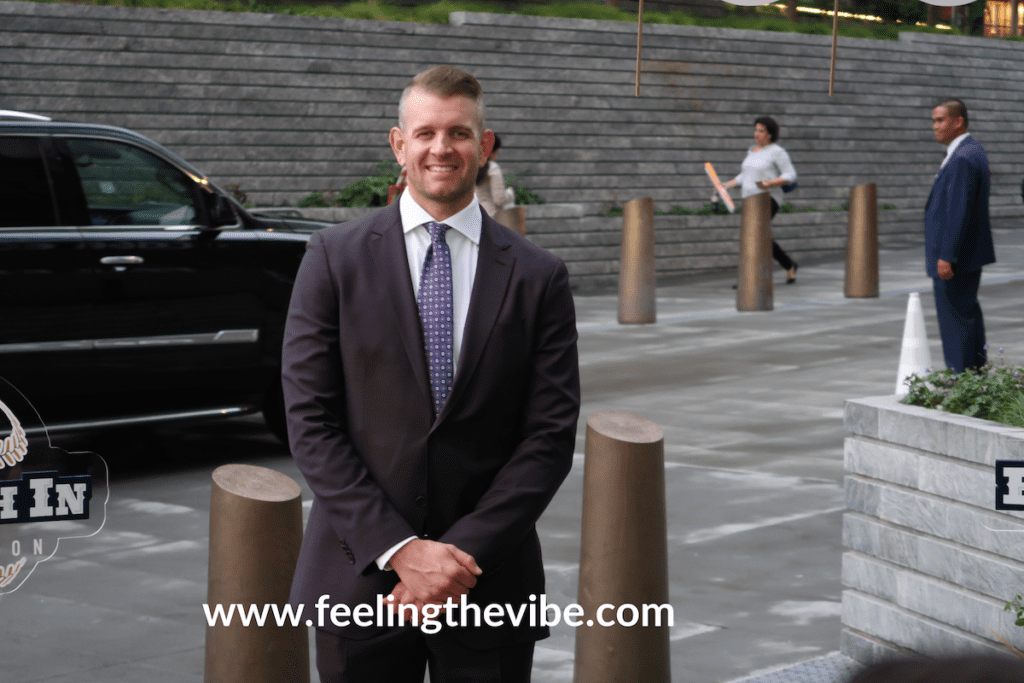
939,155,980,265
438,258,581,571
282,230,417,574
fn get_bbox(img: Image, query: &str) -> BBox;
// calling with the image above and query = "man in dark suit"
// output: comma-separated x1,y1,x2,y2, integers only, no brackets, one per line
281,65,581,682
924,98,995,373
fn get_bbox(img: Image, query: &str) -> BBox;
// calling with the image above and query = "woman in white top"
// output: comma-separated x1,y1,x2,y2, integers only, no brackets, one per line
476,133,515,217
719,116,799,284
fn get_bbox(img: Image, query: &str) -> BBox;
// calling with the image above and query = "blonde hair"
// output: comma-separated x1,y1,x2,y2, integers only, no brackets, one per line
398,65,485,132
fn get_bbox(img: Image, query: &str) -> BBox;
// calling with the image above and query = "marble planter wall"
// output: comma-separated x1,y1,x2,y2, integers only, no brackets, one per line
842,395,1024,664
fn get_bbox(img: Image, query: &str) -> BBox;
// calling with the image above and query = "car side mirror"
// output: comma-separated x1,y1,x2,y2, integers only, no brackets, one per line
208,194,238,228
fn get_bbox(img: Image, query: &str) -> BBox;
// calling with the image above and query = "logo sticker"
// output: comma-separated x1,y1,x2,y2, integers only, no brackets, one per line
995,460,1024,511
0,377,108,594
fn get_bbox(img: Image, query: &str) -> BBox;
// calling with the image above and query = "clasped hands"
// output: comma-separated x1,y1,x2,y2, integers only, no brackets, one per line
387,538,481,620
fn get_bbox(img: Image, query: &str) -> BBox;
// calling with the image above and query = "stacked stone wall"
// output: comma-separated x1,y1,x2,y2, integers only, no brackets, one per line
3,1,1021,288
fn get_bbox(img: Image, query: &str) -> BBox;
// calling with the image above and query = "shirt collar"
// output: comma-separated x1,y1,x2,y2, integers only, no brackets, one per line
946,132,970,158
399,191,481,245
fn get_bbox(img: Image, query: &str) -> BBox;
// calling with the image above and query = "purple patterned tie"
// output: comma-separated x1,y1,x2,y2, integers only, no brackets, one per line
417,222,454,415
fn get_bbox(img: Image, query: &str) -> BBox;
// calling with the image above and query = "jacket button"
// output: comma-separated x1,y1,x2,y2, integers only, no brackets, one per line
414,496,427,507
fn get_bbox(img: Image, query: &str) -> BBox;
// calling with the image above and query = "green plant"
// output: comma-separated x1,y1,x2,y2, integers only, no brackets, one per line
881,203,898,210
696,201,730,216
24,0,971,41
297,189,331,207
800,205,816,212
828,201,850,212
779,202,796,213
333,160,400,207
603,206,624,217
505,173,545,205
668,205,694,215
902,352,1024,426
1006,595,1024,626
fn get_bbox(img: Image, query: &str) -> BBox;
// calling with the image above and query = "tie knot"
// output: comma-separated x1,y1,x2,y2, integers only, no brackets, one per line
425,222,449,243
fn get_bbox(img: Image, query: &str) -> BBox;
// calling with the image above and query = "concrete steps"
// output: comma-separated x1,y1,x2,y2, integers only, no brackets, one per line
4,0,1021,289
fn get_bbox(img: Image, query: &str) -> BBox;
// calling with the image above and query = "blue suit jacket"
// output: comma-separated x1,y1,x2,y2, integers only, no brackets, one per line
924,135,995,278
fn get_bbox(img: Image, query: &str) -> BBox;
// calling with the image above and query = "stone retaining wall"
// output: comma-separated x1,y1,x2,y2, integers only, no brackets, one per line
4,0,1023,288
841,395,1024,664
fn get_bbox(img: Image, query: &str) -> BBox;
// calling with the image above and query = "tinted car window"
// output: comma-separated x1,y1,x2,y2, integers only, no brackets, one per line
0,137,56,228
66,138,198,227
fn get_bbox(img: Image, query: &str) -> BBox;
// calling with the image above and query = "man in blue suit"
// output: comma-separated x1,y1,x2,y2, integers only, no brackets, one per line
924,99,995,373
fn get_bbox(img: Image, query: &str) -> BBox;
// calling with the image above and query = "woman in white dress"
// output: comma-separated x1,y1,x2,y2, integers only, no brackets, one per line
476,134,515,217
719,116,799,284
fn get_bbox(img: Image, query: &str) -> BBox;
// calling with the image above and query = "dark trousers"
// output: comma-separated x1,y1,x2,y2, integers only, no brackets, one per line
315,627,535,683
768,198,795,271
932,268,986,373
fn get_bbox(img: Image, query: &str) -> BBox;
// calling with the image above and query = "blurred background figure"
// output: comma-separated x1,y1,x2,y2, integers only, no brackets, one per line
388,166,408,205
476,133,515,216
719,116,800,284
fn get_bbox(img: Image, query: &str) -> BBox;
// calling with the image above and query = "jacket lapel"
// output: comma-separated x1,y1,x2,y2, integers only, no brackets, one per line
367,203,431,405
930,135,974,207
436,215,515,424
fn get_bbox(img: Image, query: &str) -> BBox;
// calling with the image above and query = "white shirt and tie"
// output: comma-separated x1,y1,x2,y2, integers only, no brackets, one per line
940,131,970,171
376,189,482,570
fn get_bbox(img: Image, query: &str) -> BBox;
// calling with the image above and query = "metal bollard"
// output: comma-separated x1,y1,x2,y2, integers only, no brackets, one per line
845,183,879,298
618,197,656,324
205,464,309,683
573,411,671,683
494,206,526,236
737,193,773,311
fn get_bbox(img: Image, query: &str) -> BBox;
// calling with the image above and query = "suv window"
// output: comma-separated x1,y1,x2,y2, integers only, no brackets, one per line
0,137,56,228
66,138,198,227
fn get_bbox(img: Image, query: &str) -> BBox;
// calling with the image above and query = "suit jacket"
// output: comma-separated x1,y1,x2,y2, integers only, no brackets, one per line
281,201,581,648
924,135,995,278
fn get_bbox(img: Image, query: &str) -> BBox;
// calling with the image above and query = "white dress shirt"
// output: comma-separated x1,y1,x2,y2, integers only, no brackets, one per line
376,190,482,571
400,189,480,370
733,143,797,206
940,132,970,170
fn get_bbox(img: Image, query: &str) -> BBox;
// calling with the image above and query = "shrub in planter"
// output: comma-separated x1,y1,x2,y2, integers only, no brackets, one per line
334,160,400,207
902,352,1024,427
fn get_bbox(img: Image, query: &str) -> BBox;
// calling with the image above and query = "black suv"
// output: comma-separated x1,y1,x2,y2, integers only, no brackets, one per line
0,112,331,442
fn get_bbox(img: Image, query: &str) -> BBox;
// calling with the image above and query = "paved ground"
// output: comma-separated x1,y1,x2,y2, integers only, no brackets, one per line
3,226,1022,682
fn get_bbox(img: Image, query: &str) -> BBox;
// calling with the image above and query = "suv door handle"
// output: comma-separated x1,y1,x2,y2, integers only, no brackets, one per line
100,256,144,265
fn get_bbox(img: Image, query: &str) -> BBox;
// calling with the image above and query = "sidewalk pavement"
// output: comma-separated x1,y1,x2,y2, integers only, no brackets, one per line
5,227,1021,683
531,226,1024,682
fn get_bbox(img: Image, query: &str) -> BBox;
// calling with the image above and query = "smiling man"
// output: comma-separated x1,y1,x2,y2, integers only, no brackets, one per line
282,65,581,682
924,98,995,373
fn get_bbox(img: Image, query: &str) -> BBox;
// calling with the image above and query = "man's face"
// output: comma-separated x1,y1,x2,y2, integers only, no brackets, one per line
389,88,494,220
932,106,965,146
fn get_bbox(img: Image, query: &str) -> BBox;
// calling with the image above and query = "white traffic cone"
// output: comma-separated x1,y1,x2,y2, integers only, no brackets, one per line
895,292,932,396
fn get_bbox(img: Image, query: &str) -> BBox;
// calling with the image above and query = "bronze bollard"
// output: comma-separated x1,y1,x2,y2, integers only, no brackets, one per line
494,206,526,236
205,464,309,683
619,197,656,324
573,411,671,683
737,193,773,311
845,183,879,298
